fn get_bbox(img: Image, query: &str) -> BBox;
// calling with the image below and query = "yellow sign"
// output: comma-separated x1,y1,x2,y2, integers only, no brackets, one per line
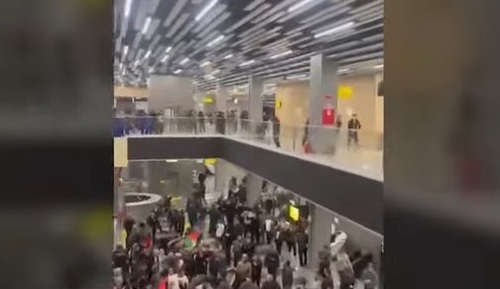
275,99,283,109
338,86,353,99
289,205,299,221
204,158,217,165
202,97,214,103
114,138,128,168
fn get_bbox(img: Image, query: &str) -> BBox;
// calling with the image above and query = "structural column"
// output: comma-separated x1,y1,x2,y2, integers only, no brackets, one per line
248,74,263,122
246,173,262,206
214,159,230,197
215,82,228,112
308,203,333,267
308,54,338,154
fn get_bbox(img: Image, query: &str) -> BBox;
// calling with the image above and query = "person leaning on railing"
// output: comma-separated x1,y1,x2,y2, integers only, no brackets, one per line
347,113,361,146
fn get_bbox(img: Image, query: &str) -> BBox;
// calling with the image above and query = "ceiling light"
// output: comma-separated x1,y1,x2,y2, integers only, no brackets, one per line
270,50,292,59
288,0,314,12
124,0,133,18
180,58,189,65
134,59,140,67
286,74,308,80
207,35,225,47
149,67,154,73
174,69,182,74
239,60,255,67
141,17,152,34
338,68,350,73
314,21,355,38
374,64,384,69
123,45,129,57
200,61,211,67
143,50,151,59
224,54,233,59
195,0,218,21
212,69,220,74
166,159,178,163
161,54,169,63
166,46,172,53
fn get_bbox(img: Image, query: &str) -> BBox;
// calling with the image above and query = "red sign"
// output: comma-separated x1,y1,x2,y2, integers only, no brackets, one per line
322,106,335,125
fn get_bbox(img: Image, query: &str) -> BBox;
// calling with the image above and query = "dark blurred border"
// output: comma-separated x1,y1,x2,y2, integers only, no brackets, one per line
0,0,112,288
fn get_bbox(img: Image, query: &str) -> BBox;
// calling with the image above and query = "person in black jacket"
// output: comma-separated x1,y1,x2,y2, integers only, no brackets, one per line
264,249,280,279
347,113,361,146
251,255,262,286
271,114,281,148
296,230,309,267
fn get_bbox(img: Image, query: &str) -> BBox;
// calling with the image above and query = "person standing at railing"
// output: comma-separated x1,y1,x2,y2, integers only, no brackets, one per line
271,114,281,148
240,110,249,133
347,113,362,147
215,111,226,134
197,111,206,134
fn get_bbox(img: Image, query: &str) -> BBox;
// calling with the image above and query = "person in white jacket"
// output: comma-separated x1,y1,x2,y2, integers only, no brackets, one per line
329,231,347,258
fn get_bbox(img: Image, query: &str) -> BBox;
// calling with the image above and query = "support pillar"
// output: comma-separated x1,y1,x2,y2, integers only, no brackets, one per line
308,54,338,154
215,82,228,112
308,203,333,267
248,74,263,122
214,159,230,197
246,173,262,206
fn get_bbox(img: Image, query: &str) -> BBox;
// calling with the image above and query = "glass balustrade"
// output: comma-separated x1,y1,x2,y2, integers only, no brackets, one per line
113,116,383,179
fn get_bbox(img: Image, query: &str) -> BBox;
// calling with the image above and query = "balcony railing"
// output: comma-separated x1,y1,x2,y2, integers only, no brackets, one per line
113,116,383,180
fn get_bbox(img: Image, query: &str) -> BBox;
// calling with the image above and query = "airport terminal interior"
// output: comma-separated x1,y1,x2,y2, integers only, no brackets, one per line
113,0,384,289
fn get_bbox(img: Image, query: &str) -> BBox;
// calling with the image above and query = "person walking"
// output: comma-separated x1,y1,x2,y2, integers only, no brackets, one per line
197,111,206,134
261,274,281,289
251,255,262,286
281,261,294,289
296,230,309,267
347,113,361,147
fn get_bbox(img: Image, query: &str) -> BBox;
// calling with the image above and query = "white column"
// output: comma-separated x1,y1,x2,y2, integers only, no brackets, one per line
308,54,338,154
309,203,333,267
216,82,228,112
248,74,263,122
246,173,262,206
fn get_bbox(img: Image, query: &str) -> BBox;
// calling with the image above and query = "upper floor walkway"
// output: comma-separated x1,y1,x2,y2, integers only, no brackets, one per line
114,116,383,181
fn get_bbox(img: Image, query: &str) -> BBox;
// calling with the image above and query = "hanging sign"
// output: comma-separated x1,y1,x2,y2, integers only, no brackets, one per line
322,104,335,125
338,86,353,99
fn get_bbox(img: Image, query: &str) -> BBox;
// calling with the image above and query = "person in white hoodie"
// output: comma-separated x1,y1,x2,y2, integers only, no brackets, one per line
329,231,347,259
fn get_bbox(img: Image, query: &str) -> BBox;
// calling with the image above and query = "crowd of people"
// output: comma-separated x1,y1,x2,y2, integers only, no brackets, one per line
112,174,378,289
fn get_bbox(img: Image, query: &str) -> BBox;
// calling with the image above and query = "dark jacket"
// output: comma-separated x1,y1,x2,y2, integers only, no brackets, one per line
261,280,281,289
264,252,280,270
296,232,308,251
281,266,294,287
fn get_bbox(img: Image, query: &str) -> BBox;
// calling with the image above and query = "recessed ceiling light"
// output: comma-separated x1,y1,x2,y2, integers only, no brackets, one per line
195,0,218,21
374,64,384,69
288,0,314,12
161,54,169,63
212,69,220,74
270,50,292,59
314,21,354,38
239,60,255,67
180,58,190,65
338,68,350,73
200,61,211,67
143,50,151,59
123,45,129,58
224,54,233,59
166,46,172,53
207,35,225,47
141,17,152,34
124,0,133,18
174,69,182,74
